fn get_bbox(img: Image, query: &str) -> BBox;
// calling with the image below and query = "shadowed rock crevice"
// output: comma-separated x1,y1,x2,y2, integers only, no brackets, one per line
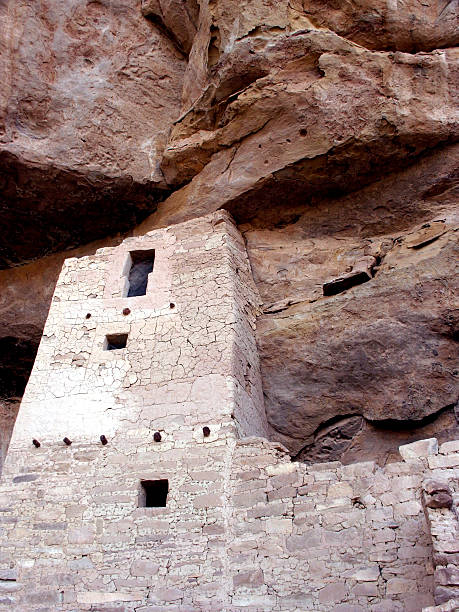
293,414,365,463
225,138,457,226
0,337,39,400
323,270,372,297
0,336,38,472
0,152,170,268
0,400,19,475
141,0,199,56
294,403,459,466
142,0,200,52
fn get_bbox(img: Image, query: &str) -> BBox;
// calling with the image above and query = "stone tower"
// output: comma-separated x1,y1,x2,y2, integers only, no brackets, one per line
0,211,270,609
0,211,458,611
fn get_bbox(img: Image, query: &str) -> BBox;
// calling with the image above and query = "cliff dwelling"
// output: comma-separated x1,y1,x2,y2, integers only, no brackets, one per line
0,0,458,610
0,211,457,611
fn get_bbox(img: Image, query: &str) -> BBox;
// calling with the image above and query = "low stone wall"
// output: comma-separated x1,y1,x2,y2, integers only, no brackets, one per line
228,436,459,612
0,434,457,610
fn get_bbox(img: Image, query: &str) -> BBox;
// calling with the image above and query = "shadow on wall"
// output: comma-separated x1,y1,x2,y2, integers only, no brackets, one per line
0,401,20,475
0,337,39,473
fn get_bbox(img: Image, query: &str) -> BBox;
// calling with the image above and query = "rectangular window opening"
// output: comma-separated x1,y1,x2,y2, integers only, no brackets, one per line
140,479,169,508
127,249,155,297
105,333,128,351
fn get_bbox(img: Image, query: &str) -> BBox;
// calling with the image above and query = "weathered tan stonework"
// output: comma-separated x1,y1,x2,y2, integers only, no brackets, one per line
0,212,458,611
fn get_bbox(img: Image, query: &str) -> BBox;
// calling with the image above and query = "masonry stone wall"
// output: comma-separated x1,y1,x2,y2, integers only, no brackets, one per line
228,437,459,612
421,444,459,611
0,211,457,611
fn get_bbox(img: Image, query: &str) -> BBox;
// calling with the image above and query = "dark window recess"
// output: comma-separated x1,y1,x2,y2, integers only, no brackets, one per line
323,271,371,297
127,250,155,297
105,333,128,351
140,479,169,507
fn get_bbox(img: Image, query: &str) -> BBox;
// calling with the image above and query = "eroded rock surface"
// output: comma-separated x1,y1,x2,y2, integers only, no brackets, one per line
0,0,185,266
0,0,458,466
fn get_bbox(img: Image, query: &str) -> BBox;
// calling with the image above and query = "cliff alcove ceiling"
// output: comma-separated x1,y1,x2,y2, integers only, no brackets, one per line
0,0,186,267
0,151,170,268
0,0,458,466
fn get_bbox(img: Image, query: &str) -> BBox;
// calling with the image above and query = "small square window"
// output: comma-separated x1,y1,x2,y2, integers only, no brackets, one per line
140,479,169,508
105,333,128,351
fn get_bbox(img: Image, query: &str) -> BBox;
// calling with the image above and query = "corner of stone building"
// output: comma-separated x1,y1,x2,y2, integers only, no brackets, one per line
420,440,459,611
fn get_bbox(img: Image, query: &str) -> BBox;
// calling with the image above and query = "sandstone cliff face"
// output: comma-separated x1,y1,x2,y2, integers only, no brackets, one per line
0,0,185,266
0,0,458,466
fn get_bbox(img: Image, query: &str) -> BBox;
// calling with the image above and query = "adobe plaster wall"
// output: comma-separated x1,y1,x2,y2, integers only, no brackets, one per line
0,211,457,611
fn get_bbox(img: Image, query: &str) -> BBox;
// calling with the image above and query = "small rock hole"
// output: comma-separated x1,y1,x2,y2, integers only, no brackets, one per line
352,497,366,509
